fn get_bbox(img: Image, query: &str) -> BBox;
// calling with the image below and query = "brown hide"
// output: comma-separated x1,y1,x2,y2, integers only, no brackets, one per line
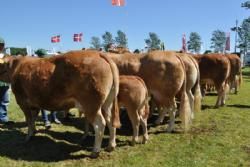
194,53,231,106
118,75,149,144
118,75,149,119
176,52,202,113
105,50,192,131
0,50,119,125
226,54,242,93
106,51,184,106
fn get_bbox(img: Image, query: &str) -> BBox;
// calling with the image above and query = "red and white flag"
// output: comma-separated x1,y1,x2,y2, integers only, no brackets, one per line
112,0,125,6
225,32,230,51
73,33,83,42
182,34,187,52
51,35,60,43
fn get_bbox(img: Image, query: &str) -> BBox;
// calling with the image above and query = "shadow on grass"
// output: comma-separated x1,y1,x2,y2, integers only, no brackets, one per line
201,105,216,110
227,104,250,109
205,92,218,96
0,121,129,162
0,128,92,162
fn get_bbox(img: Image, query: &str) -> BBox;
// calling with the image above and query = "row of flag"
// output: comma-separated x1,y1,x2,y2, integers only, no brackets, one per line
51,33,83,43
181,33,231,52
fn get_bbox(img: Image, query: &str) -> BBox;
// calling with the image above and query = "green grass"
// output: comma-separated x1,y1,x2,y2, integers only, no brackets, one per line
1,70,250,167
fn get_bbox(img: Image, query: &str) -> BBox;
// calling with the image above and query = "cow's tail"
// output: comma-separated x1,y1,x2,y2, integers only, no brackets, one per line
100,53,121,128
176,55,192,132
136,76,150,120
189,56,202,113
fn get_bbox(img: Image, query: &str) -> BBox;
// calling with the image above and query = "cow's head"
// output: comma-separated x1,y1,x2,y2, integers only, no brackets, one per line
0,56,18,83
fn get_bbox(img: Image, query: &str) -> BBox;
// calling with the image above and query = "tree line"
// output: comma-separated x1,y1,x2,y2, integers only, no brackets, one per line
34,16,250,57
88,17,250,54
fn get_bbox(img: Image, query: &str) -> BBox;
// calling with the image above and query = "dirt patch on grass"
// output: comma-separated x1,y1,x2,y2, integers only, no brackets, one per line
190,123,218,135
242,146,250,155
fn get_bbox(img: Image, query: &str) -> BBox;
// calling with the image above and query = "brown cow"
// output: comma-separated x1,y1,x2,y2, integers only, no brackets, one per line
105,50,192,132
154,52,202,124
118,75,149,145
226,54,242,94
80,75,150,145
194,54,231,107
0,50,120,157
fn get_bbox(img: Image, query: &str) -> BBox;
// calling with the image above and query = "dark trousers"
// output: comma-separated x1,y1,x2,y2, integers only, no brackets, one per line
41,109,58,123
0,86,10,122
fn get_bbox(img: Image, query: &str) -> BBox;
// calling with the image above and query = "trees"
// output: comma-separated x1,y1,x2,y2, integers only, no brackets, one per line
10,47,27,56
210,30,226,53
90,36,101,50
35,49,47,58
102,31,114,51
187,32,202,53
241,1,250,9
145,32,161,50
115,30,128,48
238,17,250,53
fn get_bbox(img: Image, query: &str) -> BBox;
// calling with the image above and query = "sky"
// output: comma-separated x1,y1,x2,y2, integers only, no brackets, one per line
0,0,249,53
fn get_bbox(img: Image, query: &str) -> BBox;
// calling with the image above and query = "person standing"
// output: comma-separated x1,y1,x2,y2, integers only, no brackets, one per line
0,37,13,125
41,109,61,129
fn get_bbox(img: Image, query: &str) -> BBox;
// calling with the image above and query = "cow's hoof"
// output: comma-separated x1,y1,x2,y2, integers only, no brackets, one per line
90,152,100,159
142,136,149,144
105,146,115,152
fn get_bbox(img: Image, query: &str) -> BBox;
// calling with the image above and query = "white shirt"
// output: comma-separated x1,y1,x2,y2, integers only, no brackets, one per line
0,53,4,58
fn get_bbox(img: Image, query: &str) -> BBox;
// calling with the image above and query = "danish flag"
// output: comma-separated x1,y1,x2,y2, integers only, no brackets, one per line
112,0,125,6
51,35,60,43
73,33,83,42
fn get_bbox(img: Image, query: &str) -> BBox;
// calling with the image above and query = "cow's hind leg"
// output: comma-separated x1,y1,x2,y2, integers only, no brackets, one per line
102,100,117,152
155,107,166,125
215,84,223,107
221,83,229,106
91,109,106,158
139,106,148,144
166,106,177,133
127,107,140,146
187,90,194,119
25,109,39,142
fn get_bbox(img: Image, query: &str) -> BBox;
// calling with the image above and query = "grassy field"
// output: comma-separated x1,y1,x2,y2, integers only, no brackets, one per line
1,69,250,167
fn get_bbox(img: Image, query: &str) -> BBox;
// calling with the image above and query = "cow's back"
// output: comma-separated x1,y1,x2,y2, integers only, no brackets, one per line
139,51,185,101
11,51,113,111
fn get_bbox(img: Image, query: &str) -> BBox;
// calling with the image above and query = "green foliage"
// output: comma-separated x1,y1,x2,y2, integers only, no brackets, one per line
210,30,226,53
90,36,102,49
238,17,250,53
115,30,128,48
188,32,202,53
145,32,161,50
35,49,47,58
10,47,27,56
242,1,250,9
102,31,114,51
204,50,212,54
133,49,140,53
